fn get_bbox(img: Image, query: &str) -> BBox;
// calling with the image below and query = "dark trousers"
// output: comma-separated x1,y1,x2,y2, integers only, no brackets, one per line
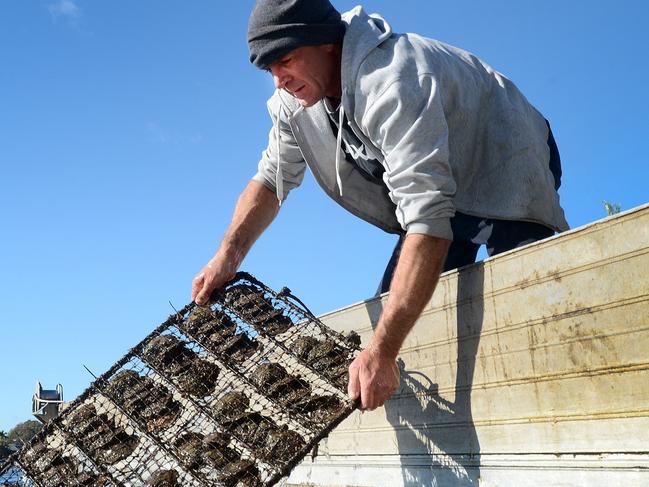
376,120,562,295
376,214,555,294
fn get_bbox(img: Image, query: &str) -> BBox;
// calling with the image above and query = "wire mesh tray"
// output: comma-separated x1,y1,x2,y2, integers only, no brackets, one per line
0,272,361,486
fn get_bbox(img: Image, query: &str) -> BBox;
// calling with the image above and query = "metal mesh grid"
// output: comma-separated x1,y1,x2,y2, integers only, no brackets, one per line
1,272,360,486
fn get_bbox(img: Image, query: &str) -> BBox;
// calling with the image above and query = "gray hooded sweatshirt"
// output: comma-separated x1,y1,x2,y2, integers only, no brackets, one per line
252,7,569,240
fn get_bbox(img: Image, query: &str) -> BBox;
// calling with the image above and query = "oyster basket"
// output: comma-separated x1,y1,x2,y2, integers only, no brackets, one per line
1,272,361,487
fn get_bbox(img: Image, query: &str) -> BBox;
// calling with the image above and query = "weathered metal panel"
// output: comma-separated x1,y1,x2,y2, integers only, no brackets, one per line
287,203,649,486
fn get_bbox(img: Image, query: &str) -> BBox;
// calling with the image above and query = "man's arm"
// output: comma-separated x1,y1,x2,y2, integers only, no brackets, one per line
192,180,280,305
348,233,450,410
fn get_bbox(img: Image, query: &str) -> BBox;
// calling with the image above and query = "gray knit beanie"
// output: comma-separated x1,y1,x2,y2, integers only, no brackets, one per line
247,0,346,69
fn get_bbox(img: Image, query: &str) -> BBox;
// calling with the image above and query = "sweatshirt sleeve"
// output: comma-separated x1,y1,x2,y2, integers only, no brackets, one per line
359,74,456,240
253,92,307,201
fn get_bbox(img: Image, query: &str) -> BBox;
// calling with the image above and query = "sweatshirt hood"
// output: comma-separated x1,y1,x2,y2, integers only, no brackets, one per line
340,7,393,98
327,7,391,197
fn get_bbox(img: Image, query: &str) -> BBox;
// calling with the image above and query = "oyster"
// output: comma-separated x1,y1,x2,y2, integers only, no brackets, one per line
228,412,277,449
249,361,312,407
181,305,262,363
292,336,353,388
145,469,179,487
40,457,78,486
249,361,346,422
218,332,260,364
141,335,220,398
306,339,339,363
344,330,361,347
250,362,287,389
290,394,344,423
293,336,319,360
142,335,188,374
78,471,110,487
213,391,249,423
181,307,237,343
22,439,105,487
262,427,305,463
21,437,49,471
105,370,181,432
226,285,293,336
67,403,97,435
173,430,243,470
213,389,280,449
269,375,311,403
31,450,74,485
202,432,238,469
175,357,220,397
225,285,272,318
203,431,231,450
173,432,204,469
68,403,139,465
217,459,260,487
185,306,217,328
263,310,293,336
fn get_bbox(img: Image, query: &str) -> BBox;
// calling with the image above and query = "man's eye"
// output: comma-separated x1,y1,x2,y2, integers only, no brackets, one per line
280,58,291,65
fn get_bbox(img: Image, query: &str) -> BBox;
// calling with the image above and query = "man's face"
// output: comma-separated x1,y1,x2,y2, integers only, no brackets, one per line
268,44,341,107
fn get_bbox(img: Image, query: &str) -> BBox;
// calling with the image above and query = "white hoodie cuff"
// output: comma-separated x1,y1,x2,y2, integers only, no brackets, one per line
252,171,277,193
406,218,453,241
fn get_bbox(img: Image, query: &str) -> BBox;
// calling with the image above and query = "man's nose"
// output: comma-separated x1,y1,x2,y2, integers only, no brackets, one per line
272,67,288,90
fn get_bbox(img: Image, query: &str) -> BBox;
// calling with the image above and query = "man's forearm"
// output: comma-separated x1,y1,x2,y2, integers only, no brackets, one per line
192,179,279,304
347,233,450,409
371,233,451,358
216,179,280,268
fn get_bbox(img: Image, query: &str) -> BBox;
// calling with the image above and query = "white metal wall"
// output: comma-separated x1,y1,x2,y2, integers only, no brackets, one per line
286,204,649,487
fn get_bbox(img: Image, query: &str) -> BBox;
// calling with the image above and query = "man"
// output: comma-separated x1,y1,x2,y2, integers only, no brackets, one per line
191,0,568,411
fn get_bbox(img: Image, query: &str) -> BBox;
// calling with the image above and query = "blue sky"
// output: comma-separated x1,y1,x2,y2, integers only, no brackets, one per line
1,0,647,431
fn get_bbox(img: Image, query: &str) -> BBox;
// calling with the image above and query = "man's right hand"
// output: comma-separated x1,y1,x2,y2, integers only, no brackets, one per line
190,180,281,306
191,256,237,305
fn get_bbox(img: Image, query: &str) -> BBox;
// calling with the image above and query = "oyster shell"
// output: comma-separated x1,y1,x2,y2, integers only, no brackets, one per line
262,427,305,463
181,307,237,342
226,285,292,336
145,469,179,487
217,459,260,487
202,432,238,469
141,335,220,398
228,412,277,450
173,432,204,469
213,391,249,423
250,362,287,389
105,370,181,432
68,403,139,465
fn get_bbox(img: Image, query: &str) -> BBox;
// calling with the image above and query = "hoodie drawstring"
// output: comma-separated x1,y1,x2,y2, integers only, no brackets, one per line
274,105,284,206
274,101,305,205
335,103,345,197
274,96,344,203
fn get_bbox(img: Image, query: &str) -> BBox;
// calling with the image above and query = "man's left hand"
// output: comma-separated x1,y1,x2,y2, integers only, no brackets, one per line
347,344,400,410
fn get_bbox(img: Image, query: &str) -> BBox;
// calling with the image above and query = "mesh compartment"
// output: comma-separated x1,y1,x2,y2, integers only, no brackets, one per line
1,272,360,486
